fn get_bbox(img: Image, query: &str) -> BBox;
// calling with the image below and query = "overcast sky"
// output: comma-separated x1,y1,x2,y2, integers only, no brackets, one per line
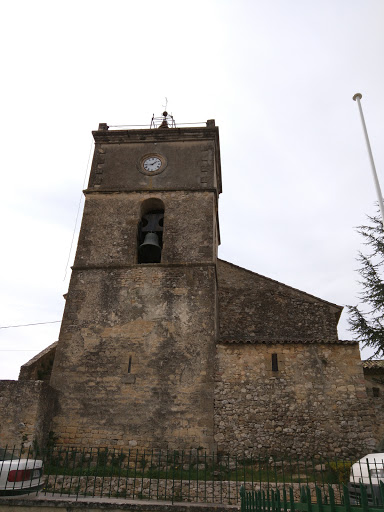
1,0,384,380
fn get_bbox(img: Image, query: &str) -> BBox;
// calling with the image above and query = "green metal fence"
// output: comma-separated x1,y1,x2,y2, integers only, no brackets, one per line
1,446,384,508
240,482,384,512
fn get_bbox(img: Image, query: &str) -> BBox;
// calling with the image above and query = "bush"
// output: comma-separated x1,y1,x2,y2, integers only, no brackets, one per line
326,462,351,484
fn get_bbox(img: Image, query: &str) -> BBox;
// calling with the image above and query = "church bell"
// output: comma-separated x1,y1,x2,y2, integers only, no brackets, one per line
138,232,162,263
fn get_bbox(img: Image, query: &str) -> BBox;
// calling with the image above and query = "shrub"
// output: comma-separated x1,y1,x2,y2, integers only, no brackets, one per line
326,462,351,484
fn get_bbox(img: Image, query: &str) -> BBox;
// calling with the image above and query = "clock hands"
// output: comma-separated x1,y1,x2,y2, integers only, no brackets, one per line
142,155,165,173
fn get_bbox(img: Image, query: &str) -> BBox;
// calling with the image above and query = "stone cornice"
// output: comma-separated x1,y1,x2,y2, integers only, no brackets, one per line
92,126,219,144
83,188,219,196
72,262,217,271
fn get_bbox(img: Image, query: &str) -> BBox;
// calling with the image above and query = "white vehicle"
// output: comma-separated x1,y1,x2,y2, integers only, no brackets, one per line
0,448,44,496
349,453,384,505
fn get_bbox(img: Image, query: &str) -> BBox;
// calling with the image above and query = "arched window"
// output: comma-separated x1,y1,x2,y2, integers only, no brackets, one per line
138,199,164,264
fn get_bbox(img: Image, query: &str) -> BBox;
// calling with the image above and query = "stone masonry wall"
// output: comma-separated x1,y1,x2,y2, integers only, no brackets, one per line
49,264,217,452
44,475,343,505
369,397,384,448
214,343,377,458
88,137,220,194
0,380,56,450
364,372,384,447
217,260,341,342
74,192,217,267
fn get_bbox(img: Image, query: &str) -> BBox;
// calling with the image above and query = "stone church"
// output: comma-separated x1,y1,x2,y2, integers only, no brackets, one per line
0,115,382,458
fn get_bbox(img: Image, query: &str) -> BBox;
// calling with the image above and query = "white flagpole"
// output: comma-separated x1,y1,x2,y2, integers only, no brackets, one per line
353,93,384,228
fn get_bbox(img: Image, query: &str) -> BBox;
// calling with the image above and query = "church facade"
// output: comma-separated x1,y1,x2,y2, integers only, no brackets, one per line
0,117,380,457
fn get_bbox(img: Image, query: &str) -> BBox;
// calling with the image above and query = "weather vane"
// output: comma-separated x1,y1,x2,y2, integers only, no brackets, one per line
162,97,168,112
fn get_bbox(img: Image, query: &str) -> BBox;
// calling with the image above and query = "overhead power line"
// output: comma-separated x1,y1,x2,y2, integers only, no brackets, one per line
0,321,61,330
63,139,94,281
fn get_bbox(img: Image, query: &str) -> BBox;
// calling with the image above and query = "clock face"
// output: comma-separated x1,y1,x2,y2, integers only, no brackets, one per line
138,153,167,175
143,157,162,172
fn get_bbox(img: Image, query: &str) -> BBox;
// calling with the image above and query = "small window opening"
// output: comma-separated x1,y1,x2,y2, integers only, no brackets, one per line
128,356,132,374
138,209,164,263
272,353,279,372
373,387,380,397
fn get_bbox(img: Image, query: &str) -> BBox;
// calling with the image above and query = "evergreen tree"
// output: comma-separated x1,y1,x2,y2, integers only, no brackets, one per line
348,213,384,358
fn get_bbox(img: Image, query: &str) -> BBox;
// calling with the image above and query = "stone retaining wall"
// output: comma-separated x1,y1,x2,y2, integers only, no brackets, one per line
44,476,344,505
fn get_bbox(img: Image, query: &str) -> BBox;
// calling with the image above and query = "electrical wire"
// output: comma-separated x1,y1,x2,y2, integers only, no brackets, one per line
63,139,94,281
0,321,61,330
1,142,93,344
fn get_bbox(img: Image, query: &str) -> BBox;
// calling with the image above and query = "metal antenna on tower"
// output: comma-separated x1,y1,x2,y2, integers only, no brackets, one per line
150,103,176,129
353,93,384,228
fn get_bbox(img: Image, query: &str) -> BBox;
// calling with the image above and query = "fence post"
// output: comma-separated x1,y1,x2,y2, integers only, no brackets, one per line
240,485,246,512
342,484,351,512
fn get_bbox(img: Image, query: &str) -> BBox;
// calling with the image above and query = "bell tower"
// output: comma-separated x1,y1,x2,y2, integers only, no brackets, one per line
49,114,222,451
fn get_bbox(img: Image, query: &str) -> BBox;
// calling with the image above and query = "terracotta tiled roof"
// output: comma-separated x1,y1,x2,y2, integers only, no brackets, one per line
362,360,384,369
218,338,358,345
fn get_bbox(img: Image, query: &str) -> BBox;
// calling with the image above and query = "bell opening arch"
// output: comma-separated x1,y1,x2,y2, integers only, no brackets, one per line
137,198,165,264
